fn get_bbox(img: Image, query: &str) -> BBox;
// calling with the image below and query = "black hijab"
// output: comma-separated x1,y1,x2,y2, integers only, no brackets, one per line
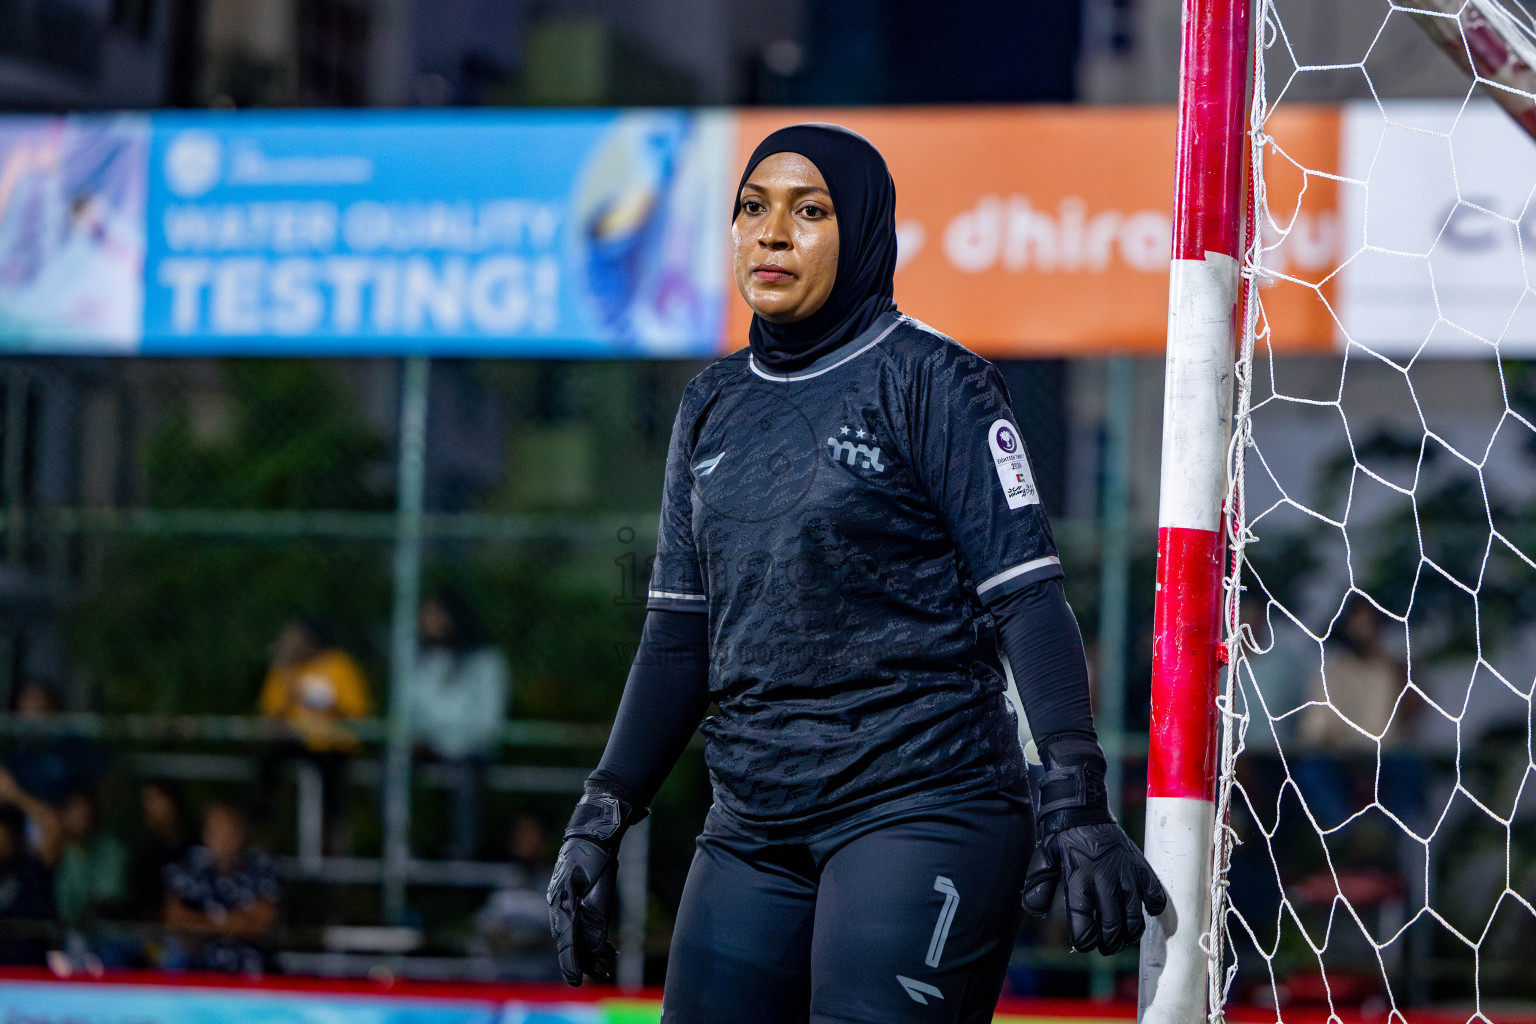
735,124,898,373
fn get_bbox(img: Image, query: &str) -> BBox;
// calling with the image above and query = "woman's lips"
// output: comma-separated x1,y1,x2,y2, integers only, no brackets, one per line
753,265,794,281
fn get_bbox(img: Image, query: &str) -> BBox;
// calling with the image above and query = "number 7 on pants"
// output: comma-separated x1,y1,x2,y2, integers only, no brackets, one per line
925,875,960,968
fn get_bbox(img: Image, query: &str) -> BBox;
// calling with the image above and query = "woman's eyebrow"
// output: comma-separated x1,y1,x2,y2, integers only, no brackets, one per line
740,182,832,200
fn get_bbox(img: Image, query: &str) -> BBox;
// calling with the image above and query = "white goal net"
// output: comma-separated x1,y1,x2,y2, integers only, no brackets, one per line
1214,0,1536,1019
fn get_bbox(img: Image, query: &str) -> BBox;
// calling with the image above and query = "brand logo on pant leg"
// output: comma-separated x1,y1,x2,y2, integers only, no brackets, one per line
896,976,945,1005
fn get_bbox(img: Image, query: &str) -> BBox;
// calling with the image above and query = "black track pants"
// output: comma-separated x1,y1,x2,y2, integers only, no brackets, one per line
661,782,1033,1024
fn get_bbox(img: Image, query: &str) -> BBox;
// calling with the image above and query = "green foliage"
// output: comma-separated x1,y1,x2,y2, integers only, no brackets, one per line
145,360,390,511
1305,366,1536,663
67,359,662,720
421,545,642,723
72,536,390,714
1243,529,1321,616
70,361,393,713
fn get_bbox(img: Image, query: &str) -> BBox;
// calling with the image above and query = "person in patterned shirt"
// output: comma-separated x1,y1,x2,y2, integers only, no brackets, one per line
547,124,1166,1023
162,802,279,974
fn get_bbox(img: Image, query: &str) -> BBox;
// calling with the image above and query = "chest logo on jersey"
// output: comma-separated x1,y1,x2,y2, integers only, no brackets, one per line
826,425,885,473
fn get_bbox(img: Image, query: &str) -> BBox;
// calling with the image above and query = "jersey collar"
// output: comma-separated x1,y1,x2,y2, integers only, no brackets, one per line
748,311,903,383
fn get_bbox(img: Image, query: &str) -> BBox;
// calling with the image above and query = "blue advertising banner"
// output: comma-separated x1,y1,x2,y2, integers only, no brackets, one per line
0,981,502,1023
0,981,638,1023
0,110,731,357
143,110,731,356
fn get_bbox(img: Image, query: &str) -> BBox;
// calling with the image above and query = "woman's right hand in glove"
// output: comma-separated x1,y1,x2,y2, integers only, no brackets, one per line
546,783,644,985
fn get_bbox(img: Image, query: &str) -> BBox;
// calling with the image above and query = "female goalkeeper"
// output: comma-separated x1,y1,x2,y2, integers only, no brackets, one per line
546,123,1166,1024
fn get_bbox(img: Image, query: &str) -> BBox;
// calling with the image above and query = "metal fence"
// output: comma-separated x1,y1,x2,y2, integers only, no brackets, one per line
0,352,1156,994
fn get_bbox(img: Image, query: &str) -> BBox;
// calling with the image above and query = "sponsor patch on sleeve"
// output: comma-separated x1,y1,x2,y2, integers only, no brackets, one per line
988,419,1040,509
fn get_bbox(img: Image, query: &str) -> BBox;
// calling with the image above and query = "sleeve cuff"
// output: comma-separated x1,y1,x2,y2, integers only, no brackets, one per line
975,555,1064,604
646,589,710,614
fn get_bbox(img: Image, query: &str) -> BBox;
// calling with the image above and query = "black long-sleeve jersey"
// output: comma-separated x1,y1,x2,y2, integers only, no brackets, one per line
647,311,1063,840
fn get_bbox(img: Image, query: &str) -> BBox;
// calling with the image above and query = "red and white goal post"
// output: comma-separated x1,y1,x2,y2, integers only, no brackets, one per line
1138,0,1249,1019
1140,0,1536,1021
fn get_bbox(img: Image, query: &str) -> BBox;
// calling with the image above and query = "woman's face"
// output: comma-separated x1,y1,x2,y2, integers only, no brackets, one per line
418,599,454,644
15,682,56,718
273,622,317,667
60,794,95,842
732,152,839,324
204,806,247,864
142,785,179,833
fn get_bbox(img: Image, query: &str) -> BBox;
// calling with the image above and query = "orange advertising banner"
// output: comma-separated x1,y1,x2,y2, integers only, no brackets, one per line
729,107,1341,357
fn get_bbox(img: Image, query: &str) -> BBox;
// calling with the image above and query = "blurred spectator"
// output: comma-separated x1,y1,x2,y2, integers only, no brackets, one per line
0,767,62,867
125,780,191,922
257,616,371,855
1294,598,1424,834
471,811,558,979
162,802,281,975
0,803,54,966
52,788,126,928
1237,595,1312,753
410,589,509,859
0,767,60,967
5,677,107,807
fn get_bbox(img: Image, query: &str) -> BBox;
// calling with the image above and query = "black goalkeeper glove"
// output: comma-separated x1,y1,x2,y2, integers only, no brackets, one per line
1021,735,1168,955
547,782,646,985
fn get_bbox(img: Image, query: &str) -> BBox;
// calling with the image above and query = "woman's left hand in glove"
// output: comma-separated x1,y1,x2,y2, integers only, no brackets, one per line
1020,735,1168,955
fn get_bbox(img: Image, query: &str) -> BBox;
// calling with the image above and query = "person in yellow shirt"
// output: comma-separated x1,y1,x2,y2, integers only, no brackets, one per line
259,616,371,752
257,616,371,856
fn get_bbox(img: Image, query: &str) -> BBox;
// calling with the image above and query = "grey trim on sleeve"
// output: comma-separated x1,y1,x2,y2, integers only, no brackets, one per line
645,589,709,614
975,555,1064,603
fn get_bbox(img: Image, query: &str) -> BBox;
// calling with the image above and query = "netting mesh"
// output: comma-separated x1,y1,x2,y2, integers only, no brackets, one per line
1214,1,1536,1019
